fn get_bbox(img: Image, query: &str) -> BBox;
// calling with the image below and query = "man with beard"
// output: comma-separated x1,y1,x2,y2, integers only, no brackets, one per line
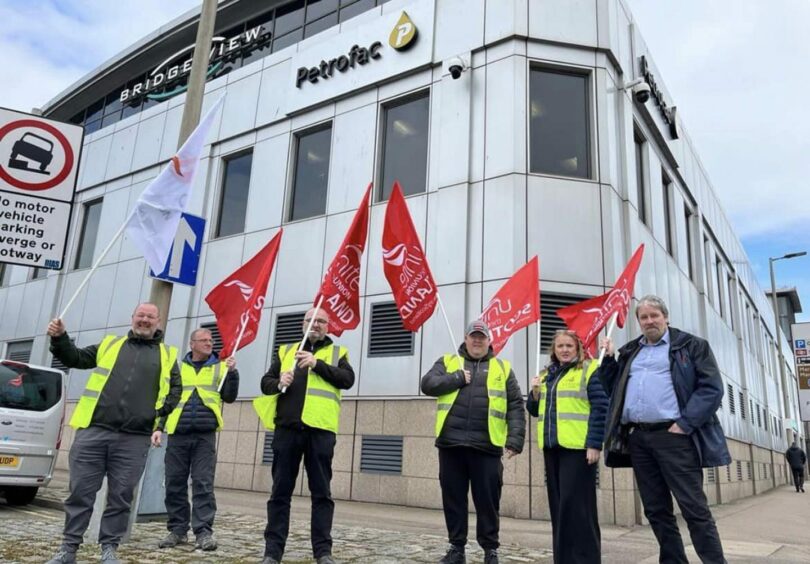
45,303,182,564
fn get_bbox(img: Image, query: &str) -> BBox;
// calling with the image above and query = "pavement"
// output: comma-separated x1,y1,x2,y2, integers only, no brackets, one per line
1,469,809,563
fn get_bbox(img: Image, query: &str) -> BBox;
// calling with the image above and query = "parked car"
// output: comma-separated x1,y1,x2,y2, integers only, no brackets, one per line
0,360,65,505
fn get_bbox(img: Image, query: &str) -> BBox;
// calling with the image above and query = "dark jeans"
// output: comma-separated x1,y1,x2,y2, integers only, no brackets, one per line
544,448,600,564
438,446,503,551
264,426,336,560
164,432,217,536
63,427,150,549
629,428,725,564
790,467,805,491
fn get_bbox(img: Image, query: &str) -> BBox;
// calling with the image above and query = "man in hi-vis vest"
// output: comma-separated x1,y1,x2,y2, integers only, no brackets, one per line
255,308,354,564
421,320,525,564
45,303,181,564
156,327,239,552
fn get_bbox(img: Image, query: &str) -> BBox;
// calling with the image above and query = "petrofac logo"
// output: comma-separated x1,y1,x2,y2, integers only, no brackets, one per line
389,12,417,50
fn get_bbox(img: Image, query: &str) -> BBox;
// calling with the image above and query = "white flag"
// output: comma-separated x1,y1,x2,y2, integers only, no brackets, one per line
126,96,224,273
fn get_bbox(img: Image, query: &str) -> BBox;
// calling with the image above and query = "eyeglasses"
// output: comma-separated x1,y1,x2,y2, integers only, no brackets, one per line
304,318,328,325
133,313,158,320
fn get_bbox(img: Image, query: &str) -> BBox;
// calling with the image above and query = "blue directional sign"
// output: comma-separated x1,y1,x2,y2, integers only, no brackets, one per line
149,212,205,286
796,339,806,349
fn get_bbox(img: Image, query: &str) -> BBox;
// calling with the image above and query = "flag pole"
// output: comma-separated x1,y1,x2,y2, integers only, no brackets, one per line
58,213,133,319
534,319,542,377
217,315,249,393
436,294,464,368
281,295,325,394
597,311,619,365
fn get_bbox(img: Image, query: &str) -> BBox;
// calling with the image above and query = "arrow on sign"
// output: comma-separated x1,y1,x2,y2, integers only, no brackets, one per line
168,216,198,278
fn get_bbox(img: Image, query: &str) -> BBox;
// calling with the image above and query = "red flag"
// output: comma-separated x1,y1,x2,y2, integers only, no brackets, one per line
556,244,645,356
382,182,438,331
480,256,540,354
204,229,283,357
314,184,371,336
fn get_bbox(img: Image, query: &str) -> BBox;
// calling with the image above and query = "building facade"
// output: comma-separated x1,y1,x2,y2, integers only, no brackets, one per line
0,0,802,525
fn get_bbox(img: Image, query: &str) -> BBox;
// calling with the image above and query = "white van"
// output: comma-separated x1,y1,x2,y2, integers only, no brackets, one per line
0,360,65,505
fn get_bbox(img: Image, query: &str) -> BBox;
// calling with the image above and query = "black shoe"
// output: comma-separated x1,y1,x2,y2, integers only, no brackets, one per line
484,548,499,564
196,532,218,551
45,547,77,564
439,545,466,564
316,555,337,564
159,531,188,548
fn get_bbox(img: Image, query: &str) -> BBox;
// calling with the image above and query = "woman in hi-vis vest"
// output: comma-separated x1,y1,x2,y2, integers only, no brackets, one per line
526,330,609,564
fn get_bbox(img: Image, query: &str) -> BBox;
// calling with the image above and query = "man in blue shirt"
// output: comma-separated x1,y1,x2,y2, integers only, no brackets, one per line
598,295,730,564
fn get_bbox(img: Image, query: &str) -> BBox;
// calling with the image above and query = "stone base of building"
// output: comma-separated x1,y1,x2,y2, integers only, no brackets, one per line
56,399,793,526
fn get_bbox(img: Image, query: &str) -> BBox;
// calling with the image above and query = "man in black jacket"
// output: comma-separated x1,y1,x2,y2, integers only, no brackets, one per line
45,303,182,564
785,441,807,492
421,320,525,564
258,308,354,564
156,327,239,551
598,295,729,564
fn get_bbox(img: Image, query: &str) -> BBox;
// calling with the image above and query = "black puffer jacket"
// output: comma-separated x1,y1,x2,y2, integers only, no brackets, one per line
786,445,807,469
421,343,525,456
50,330,181,435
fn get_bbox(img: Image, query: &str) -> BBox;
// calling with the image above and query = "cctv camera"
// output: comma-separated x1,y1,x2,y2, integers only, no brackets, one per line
447,56,468,80
633,81,651,104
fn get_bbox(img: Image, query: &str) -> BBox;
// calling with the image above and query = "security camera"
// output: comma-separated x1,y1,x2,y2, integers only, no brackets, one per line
633,81,651,104
447,56,468,80
619,77,651,104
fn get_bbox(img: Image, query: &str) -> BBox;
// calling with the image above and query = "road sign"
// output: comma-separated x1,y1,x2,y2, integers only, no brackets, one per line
796,339,806,349
793,322,810,422
0,107,84,270
149,213,205,286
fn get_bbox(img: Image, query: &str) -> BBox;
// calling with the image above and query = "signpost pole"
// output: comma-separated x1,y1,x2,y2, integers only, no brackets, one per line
148,0,218,328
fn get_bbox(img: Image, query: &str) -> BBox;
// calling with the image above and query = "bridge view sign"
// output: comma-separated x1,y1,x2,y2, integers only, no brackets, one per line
0,107,84,270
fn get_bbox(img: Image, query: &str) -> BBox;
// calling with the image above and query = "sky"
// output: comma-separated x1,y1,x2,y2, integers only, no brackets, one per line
0,0,807,321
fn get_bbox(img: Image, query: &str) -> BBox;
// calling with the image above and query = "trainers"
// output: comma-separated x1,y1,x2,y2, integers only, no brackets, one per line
196,532,218,551
316,555,337,564
439,544,466,564
100,544,122,563
158,531,188,548
45,547,76,564
484,548,499,564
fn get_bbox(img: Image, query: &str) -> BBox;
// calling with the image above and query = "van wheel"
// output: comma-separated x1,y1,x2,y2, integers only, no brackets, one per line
4,486,38,506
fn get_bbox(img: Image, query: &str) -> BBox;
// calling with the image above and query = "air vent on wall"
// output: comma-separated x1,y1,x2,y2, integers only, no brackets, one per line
273,312,306,355
368,302,414,357
261,432,274,465
540,294,586,352
5,340,33,363
360,435,403,475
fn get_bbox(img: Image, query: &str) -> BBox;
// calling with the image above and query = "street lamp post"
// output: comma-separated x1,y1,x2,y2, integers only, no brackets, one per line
769,251,807,445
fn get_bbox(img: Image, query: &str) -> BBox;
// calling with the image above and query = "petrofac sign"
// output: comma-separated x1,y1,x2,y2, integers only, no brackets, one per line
0,107,83,270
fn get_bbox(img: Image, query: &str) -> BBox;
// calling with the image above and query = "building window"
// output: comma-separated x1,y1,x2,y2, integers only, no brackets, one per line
379,91,430,200
529,68,591,179
715,259,725,319
662,171,674,256
74,198,103,269
5,340,33,363
30,267,47,280
634,128,648,225
290,124,332,221
684,204,695,281
215,151,252,238
0,264,7,287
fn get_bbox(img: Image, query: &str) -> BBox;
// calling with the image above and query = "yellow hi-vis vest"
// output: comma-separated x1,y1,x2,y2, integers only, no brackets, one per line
69,335,177,430
253,343,348,434
536,361,596,449
164,361,227,434
435,355,509,447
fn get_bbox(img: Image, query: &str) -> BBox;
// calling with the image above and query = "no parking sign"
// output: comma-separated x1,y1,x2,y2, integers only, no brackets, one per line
0,107,84,270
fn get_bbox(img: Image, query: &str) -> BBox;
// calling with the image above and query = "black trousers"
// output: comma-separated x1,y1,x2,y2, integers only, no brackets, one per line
164,432,217,536
438,446,503,551
264,426,336,560
790,467,805,491
629,428,725,564
544,448,600,564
